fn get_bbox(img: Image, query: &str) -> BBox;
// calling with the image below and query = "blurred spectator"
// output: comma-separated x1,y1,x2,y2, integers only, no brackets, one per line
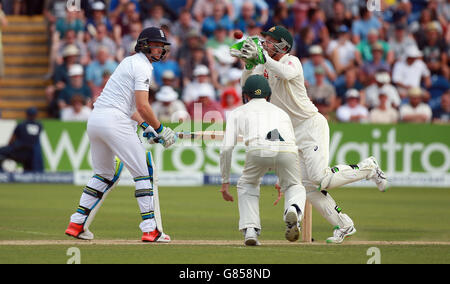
292,2,308,33
143,2,171,29
186,82,224,122
0,107,43,172
55,7,84,39
328,25,359,75
160,70,182,99
55,29,89,66
193,0,234,23
325,0,352,39
86,1,113,33
109,0,140,24
263,1,293,31
351,7,381,43
46,44,81,118
356,28,394,65
152,86,189,122
206,25,234,49
112,0,140,43
369,89,399,124
303,45,337,87
232,0,268,25
140,0,178,22
91,70,111,103
388,23,418,62
211,45,237,87
220,67,242,118
201,1,234,38
418,22,449,80
60,95,92,121
392,46,431,99
411,8,435,44
234,0,257,33
334,67,364,106
0,3,7,78
59,64,92,110
117,20,141,60
86,46,119,92
361,43,390,83
152,52,182,88
246,19,263,37
87,24,118,61
301,7,328,44
307,66,337,111
432,91,450,123
176,29,206,78
313,97,335,122
180,45,212,87
364,71,401,110
183,64,212,104
172,8,202,44
336,89,369,123
44,0,68,26
399,87,432,123
295,26,315,60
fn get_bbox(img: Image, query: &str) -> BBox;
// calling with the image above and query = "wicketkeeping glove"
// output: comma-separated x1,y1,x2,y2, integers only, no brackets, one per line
241,37,266,65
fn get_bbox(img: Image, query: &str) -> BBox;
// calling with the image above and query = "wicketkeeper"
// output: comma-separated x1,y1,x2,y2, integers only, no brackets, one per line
220,74,306,246
232,26,388,243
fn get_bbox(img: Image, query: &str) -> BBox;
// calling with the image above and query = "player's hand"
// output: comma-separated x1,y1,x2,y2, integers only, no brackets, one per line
273,183,282,206
241,37,258,60
158,125,176,148
220,183,234,202
141,123,162,144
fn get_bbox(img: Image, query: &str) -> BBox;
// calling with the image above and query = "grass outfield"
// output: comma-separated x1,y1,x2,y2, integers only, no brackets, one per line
0,183,449,264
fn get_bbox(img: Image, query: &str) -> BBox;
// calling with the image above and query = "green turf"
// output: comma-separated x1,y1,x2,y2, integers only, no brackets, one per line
0,184,449,264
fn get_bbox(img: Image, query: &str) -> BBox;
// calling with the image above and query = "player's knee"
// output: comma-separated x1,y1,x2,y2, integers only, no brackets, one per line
237,183,260,197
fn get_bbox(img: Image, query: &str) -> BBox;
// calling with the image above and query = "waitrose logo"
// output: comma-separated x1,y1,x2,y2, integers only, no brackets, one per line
38,124,449,175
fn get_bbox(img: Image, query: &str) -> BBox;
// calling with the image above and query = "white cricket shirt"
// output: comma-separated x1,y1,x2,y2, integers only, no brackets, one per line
94,52,153,117
242,53,318,127
220,98,298,183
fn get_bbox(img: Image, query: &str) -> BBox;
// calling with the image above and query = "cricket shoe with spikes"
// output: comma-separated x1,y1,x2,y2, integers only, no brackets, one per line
142,229,171,243
326,225,357,244
244,227,261,246
284,205,301,242
360,156,388,192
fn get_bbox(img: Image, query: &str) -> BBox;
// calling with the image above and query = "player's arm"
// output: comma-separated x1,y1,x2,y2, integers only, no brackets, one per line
134,90,161,129
263,55,301,81
219,110,239,202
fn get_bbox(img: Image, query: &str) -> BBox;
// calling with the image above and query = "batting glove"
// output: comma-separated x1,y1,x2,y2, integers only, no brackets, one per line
156,124,176,148
140,122,163,145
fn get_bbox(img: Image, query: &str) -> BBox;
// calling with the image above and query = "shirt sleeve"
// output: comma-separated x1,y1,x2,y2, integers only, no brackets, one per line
264,55,302,81
220,109,239,184
134,60,152,91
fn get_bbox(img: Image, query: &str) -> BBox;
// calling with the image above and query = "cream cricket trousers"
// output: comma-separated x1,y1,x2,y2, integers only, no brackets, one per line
237,149,306,232
294,113,362,228
70,108,156,232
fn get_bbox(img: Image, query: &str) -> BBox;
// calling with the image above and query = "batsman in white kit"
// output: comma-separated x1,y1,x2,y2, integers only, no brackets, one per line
65,27,176,242
232,26,388,243
220,75,306,246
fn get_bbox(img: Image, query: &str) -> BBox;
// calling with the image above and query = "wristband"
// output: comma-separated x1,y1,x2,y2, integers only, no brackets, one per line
155,123,164,134
140,122,149,130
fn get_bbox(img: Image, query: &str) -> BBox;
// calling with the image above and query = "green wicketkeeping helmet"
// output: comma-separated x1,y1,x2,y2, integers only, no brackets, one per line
261,25,293,53
242,75,272,99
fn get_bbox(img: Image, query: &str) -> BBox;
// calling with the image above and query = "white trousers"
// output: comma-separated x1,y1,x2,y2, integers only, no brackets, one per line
237,150,306,232
70,108,156,232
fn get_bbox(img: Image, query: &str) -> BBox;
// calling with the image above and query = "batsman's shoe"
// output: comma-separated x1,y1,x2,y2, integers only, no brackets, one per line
142,229,171,243
361,157,388,192
326,225,356,244
65,222,84,239
244,227,261,246
284,206,300,242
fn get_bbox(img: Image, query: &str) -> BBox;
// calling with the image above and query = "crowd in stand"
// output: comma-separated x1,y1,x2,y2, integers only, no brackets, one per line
4,0,450,124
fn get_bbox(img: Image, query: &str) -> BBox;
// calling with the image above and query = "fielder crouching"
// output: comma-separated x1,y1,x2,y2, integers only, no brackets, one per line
219,75,306,246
